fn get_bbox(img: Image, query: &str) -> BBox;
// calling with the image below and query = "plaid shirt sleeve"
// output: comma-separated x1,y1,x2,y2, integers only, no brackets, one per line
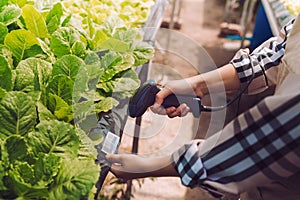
230,17,295,94
172,91,300,195
172,17,300,196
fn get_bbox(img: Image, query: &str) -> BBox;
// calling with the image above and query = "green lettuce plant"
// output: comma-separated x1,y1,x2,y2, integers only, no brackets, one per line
0,0,155,199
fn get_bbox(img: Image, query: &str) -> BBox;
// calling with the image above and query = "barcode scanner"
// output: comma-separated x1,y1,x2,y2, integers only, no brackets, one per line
128,72,258,118
128,80,204,118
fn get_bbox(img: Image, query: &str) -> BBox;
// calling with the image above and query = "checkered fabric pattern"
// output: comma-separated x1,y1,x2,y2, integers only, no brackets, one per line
173,92,300,196
231,18,294,86
172,16,300,197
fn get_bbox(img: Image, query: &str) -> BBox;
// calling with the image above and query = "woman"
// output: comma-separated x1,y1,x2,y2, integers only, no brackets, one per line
106,13,300,200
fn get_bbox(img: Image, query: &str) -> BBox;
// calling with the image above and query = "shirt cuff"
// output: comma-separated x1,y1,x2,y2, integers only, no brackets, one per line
230,48,253,90
171,141,206,188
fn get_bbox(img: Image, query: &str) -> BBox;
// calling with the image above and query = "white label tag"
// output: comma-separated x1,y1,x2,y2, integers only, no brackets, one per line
101,132,120,154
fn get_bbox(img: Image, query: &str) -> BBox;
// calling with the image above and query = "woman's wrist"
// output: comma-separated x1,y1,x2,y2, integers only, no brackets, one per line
189,64,241,97
187,75,208,98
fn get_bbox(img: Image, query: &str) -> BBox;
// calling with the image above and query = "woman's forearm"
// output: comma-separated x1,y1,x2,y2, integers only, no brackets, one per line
189,63,241,97
143,155,179,178
107,154,179,180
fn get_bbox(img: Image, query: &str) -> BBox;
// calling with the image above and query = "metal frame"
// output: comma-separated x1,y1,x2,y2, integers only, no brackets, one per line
261,0,294,36
240,0,258,48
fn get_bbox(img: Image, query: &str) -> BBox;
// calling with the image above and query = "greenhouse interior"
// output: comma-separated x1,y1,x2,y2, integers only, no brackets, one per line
0,0,299,199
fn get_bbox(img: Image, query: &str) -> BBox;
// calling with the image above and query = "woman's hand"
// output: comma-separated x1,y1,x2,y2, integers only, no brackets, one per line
151,77,205,118
106,154,149,181
150,64,241,118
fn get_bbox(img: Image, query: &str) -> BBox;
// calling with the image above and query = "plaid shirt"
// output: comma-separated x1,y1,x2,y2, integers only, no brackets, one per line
172,16,300,198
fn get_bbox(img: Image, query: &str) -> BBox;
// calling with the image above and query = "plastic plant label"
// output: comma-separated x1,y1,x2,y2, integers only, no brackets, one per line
101,131,120,154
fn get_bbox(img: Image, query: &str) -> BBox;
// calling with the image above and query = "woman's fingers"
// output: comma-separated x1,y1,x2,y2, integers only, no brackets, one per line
166,104,190,118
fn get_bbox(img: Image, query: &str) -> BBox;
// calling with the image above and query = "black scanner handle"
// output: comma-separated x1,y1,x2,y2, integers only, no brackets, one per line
162,94,202,117
128,80,202,118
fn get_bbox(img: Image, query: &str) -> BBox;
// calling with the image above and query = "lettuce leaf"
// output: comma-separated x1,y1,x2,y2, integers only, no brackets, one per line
3,152,60,199
4,30,39,63
88,29,108,50
0,161,6,190
131,41,154,66
9,0,27,8
75,127,98,159
0,88,6,101
47,75,74,105
97,68,140,99
28,120,80,159
36,101,56,121
99,38,130,53
0,45,13,68
47,94,73,122
6,168,49,199
0,91,37,140
14,66,34,92
85,64,103,91
50,27,86,58
0,4,21,26
49,158,99,199
34,153,61,186
0,0,8,11
5,136,29,164
22,5,48,38
37,38,56,63
95,97,119,113
45,3,63,34
52,55,85,82
2,153,60,199
98,51,135,82
72,100,95,124
14,58,52,93
101,16,125,36
0,55,12,91
113,27,143,43
84,51,101,66
0,23,8,44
